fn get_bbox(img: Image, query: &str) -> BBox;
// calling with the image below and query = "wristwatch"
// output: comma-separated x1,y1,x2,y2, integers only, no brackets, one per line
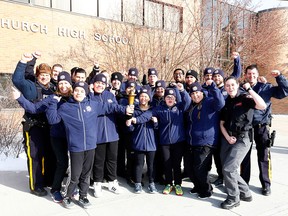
246,87,252,92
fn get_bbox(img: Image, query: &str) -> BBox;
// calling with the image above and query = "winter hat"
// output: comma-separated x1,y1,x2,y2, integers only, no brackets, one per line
189,82,203,93
139,86,152,99
148,68,158,77
164,88,176,98
128,67,139,77
203,67,215,75
36,63,51,77
91,73,107,85
58,71,72,85
186,70,198,81
111,72,123,82
73,81,89,95
213,69,225,78
155,80,166,89
126,81,137,89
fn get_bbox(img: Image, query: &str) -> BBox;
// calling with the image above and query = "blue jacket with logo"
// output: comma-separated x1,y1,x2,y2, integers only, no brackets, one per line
127,106,158,151
252,74,288,125
46,96,126,152
152,90,191,145
185,82,225,147
89,90,119,144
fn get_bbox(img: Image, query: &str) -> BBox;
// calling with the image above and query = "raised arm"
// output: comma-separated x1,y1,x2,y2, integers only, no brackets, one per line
231,52,241,79
243,83,267,110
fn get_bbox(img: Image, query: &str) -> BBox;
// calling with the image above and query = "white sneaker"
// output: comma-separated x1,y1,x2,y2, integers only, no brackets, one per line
93,182,103,198
108,180,121,194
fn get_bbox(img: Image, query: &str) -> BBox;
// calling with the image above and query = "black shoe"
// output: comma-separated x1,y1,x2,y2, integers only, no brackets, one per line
189,187,199,194
262,186,271,196
240,193,253,202
126,178,135,188
198,192,212,199
79,196,91,208
31,188,48,197
62,197,74,209
221,199,240,210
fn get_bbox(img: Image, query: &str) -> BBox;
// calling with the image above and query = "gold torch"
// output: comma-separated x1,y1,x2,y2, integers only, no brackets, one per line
127,84,136,118
127,83,136,105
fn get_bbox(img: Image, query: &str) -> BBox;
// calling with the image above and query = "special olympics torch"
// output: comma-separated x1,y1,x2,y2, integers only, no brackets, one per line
128,86,136,105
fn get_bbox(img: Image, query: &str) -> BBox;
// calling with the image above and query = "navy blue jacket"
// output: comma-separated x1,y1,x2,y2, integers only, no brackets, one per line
16,94,67,138
46,97,126,153
127,106,158,152
252,74,288,125
12,61,54,101
152,90,191,145
89,90,119,144
185,82,225,147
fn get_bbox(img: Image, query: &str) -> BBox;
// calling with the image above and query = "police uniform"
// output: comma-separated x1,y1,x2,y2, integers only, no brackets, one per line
220,91,255,203
12,61,56,196
240,74,288,194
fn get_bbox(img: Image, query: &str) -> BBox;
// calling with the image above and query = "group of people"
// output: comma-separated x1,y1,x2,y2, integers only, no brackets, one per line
11,51,288,210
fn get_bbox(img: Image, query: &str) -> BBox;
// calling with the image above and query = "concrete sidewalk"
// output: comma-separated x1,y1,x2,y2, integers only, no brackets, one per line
0,115,287,216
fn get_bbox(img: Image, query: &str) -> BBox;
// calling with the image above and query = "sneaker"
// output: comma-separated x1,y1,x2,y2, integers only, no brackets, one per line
163,184,173,195
148,182,158,194
134,183,143,194
198,192,213,199
31,188,48,197
174,185,183,196
212,178,223,187
189,187,199,194
108,180,122,194
240,193,253,202
221,199,240,210
62,197,74,209
51,191,63,203
79,196,91,208
93,182,103,198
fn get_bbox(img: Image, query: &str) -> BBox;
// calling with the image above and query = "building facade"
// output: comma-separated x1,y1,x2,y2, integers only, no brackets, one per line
0,0,287,113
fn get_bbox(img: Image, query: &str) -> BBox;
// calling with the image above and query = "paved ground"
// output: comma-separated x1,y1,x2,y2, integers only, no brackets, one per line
0,115,287,216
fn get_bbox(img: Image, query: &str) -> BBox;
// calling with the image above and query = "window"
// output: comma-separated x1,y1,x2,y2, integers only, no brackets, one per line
144,0,162,28
202,0,213,28
13,0,29,3
99,0,121,21
164,5,180,32
123,0,143,25
52,0,70,11
31,0,50,7
71,0,97,16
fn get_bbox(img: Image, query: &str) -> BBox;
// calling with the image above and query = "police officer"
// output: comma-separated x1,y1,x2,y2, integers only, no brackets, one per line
241,65,288,196
219,76,267,210
12,53,56,196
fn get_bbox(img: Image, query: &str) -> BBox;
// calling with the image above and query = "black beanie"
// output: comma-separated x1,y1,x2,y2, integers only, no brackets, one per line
73,81,89,95
58,71,72,85
111,72,123,82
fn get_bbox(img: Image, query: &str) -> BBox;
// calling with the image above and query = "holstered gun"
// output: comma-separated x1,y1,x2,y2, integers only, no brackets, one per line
267,130,276,147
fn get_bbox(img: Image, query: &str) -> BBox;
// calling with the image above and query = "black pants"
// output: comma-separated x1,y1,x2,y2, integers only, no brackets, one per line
117,131,134,181
50,136,68,192
241,125,272,188
23,126,56,191
212,141,223,179
92,141,118,182
66,149,95,198
134,151,156,183
160,142,184,185
186,146,213,195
